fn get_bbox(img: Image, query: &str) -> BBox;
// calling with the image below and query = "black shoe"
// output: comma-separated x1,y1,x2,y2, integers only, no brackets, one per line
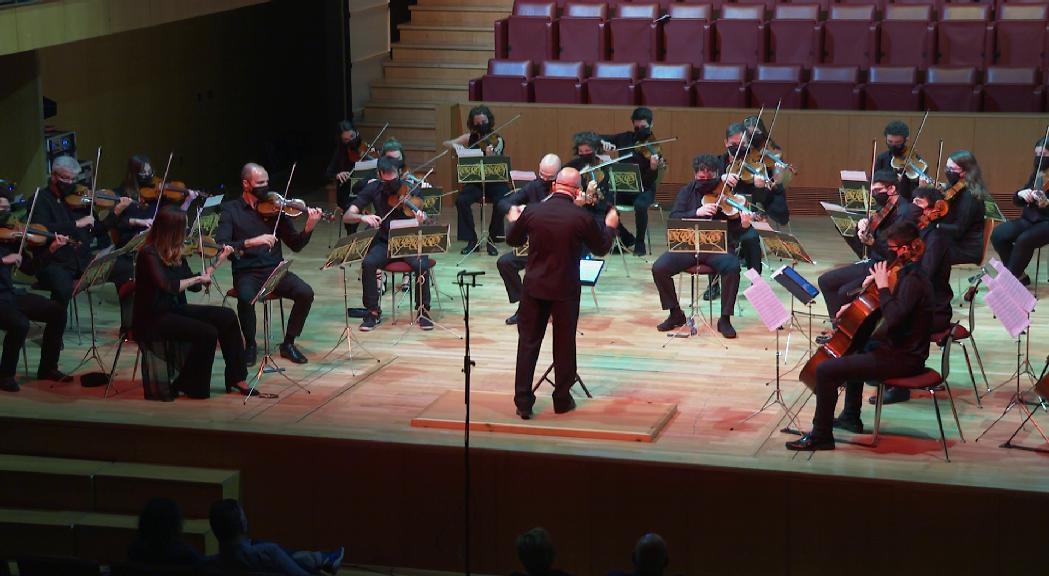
634,243,647,257
717,316,737,339
37,368,73,383
486,241,498,256
418,310,434,331
833,415,864,434
244,344,258,367
226,381,278,399
554,397,577,414
460,241,478,255
869,386,911,405
1020,274,1031,287
785,433,835,451
703,280,721,301
359,310,382,332
505,310,519,325
0,376,19,392
657,309,687,332
815,334,831,345
516,408,533,420
280,342,308,364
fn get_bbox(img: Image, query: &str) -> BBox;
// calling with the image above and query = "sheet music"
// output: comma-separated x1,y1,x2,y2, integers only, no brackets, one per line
987,258,1037,313
201,194,223,210
819,201,861,216
840,170,868,183
353,159,377,172
390,219,420,230
510,170,537,182
985,287,1030,339
751,220,774,232
454,145,483,158
743,269,790,331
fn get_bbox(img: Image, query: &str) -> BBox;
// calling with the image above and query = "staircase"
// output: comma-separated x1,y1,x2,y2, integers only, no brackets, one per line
357,0,513,167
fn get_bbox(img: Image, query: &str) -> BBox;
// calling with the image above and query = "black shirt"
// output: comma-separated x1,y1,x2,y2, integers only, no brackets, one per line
497,178,551,215
564,156,610,215
132,245,198,339
351,180,424,242
28,185,92,273
935,185,985,244
601,131,659,193
717,152,789,225
109,186,159,249
874,150,918,201
669,181,746,249
870,199,919,262
1014,171,1049,223
214,196,313,273
876,262,934,363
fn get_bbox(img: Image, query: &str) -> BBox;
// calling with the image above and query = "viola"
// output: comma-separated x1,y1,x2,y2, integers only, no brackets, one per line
182,235,225,259
0,222,80,248
64,185,123,210
701,186,747,218
918,199,950,229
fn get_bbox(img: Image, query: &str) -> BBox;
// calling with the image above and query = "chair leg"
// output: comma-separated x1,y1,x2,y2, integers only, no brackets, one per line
131,347,140,385
930,390,950,462
279,299,286,338
967,335,990,392
21,347,29,378
591,286,598,310
943,382,965,442
872,382,884,447
960,342,982,408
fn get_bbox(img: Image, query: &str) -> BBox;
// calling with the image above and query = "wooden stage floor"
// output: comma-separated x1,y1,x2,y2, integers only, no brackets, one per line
2,215,1048,496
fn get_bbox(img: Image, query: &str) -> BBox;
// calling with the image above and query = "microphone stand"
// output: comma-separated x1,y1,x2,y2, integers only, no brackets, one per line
456,269,484,576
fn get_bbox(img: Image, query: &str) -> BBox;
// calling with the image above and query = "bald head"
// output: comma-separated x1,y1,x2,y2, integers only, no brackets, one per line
538,154,562,181
552,167,581,198
633,533,669,576
240,163,269,195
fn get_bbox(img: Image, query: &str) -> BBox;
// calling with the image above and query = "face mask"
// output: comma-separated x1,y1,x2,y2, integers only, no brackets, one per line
727,145,740,158
475,122,490,135
944,170,961,187
695,178,718,193
874,192,890,206
635,127,652,139
0,212,10,226
383,178,402,192
56,180,76,195
540,178,553,191
889,143,907,156
579,153,595,163
251,184,270,200
137,174,153,187
1035,157,1047,171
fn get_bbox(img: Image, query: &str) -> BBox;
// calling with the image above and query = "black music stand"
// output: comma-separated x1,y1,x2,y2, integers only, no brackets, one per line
388,223,461,343
455,154,511,265
70,249,120,384
103,230,150,398
192,196,225,299
759,229,819,368
662,218,729,348
607,162,644,272
246,260,306,402
320,230,379,371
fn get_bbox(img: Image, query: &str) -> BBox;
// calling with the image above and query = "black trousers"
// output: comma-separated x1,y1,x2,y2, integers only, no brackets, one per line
147,304,247,398
233,268,314,346
818,261,873,318
456,182,508,244
497,252,527,303
612,189,655,251
359,240,431,312
35,263,78,308
0,293,66,377
738,226,762,273
991,218,1049,278
514,292,580,412
652,251,740,317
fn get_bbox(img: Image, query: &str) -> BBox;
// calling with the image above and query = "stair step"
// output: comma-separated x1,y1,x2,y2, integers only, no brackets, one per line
76,512,216,564
358,121,435,143
383,60,485,83
418,0,513,8
0,455,104,512
363,101,439,124
399,24,495,47
371,80,469,103
409,5,509,26
392,43,493,65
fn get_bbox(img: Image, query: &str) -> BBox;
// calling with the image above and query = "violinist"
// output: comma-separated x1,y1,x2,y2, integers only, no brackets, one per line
215,163,322,367
991,136,1049,284
565,132,612,230
651,155,748,339
328,121,365,210
446,105,507,256
0,193,73,391
874,121,920,201
787,221,933,451
599,107,662,256
343,156,434,332
707,123,762,303
919,151,988,275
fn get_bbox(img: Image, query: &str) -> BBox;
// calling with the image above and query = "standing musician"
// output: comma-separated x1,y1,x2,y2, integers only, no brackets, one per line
505,167,618,419
446,105,508,256
599,107,663,256
215,163,321,367
0,193,72,391
991,136,1049,284
343,156,434,332
788,222,933,451
874,121,921,201
496,154,562,326
651,154,749,339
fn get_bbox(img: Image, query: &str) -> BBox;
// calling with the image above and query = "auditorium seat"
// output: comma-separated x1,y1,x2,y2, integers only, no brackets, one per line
994,4,1049,69
715,5,767,68
732,0,776,12
609,3,662,67
838,0,886,15
495,2,558,63
639,63,695,106
922,66,980,111
694,63,748,107
768,5,821,67
559,3,610,64
588,61,639,104
805,65,863,109
864,65,922,110
750,64,805,107
534,60,588,103
468,59,535,103
937,5,993,68
682,0,726,14
981,66,1043,112
823,5,878,69
663,4,713,68
880,5,936,69
893,0,942,12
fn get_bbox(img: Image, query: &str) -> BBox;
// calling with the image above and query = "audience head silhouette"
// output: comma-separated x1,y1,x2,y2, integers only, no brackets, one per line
517,527,557,576
632,533,669,576
209,498,248,545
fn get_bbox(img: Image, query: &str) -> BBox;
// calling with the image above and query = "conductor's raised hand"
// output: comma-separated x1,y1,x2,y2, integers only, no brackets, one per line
605,207,620,229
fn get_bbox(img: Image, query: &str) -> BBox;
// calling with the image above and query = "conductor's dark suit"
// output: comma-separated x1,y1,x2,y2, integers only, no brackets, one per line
505,193,615,413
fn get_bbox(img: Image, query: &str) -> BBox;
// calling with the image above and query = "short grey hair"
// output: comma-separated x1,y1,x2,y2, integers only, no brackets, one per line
51,155,82,176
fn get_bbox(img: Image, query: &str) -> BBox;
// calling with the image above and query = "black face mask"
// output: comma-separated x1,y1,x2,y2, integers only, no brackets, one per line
579,153,595,164
889,143,907,157
251,184,271,200
726,145,740,158
539,178,554,191
695,178,719,193
348,136,362,150
1035,157,1048,172
945,170,961,187
475,122,491,135
635,127,652,139
137,174,153,187
874,192,890,206
0,212,10,226
56,180,76,196
383,178,402,192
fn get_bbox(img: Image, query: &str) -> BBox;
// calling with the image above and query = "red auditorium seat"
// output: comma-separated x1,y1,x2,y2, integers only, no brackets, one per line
768,4,822,67
982,66,1044,112
495,2,558,63
805,65,863,109
995,4,1049,69
609,3,662,67
880,5,936,69
695,63,748,107
922,66,981,111
937,5,993,68
715,5,767,68
469,59,535,103
894,0,942,11
864,65,922,110
534,60,588,103
682,0,727,15
823,5,878,69
663,4,713,68
750,65,805,108
732,0,776,12
639,63,695,106
559,3,610,64
838,0,885,15
588,61,639,104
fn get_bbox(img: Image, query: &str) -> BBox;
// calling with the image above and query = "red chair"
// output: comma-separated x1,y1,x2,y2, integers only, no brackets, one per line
922,66,980,111
823,5,878,69
894,0,943,12
609,3,662,67
880,5,936,69
714,4,766,68
749,64,805,108
588,61,639,104
495,2,558,62
838,0,885,15
639,63,695,106
732,0,776,12
694,63,748,107
663,4,713,68
682,0,727,14
768,4,821,67
937,5,993,68
981,66,1044,112
805,65,863,109
864,65,922,110
559,3,610,64
468,59,535,102
994,4,1049,69
534,60,588,103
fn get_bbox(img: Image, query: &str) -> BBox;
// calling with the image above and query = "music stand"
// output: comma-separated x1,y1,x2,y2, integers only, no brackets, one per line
662,218,729,347
320,230,379,371
607,163,644,271
245,260,307,402
70,249,121,381
1000,367,1049,452
192,195,225,298
419,187,445,220
759,230,819,367
388,222,462,343
838,170,871,212
820,201,866,258
455,154,511,265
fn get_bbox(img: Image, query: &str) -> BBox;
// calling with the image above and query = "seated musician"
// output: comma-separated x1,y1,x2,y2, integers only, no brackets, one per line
0,193,72,391
565,132,612,232
741,115,790,226
874,121,920,201
445,105,508,256
919,151,988,277
496,154,562,325
651,154,748,339
215,163,322,367
599,107,662,256
787,221,933,451
328,121,364,217
343,156,433,332
991,135,1049,284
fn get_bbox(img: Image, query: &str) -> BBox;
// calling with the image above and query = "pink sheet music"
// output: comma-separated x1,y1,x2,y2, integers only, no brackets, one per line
985,287,1030,339
743,269,790,331
986,259,1037,313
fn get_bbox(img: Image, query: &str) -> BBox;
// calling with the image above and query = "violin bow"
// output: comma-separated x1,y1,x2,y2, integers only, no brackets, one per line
1035,123,1049,189
379,167,436,224
934,139,945,183
89,146,101,218
614,137,679,153
755,100,782,172
18,188,41,257
862,139,877,261
272,162,298,236
465,113,522,150
715,105,764,207
151,152,175,223
359,123,389,161
899,110,929,180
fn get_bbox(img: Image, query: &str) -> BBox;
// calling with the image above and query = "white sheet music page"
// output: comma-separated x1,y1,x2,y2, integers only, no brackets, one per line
987,258,1037,313
985,287,1030,339
454,145,482,158
743,268,790,331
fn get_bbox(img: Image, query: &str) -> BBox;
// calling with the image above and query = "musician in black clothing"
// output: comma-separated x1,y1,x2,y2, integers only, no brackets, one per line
717,123,764,282
991,136,1049,283
919,151,988,275
787,221,933,451
873,120,920,201
496,154,561,325
215,163,322,367
565,131,612,233
505,167,618,418
328,121,365,224
599,107,663,256
445,105,508,256
651,154,748,340
740,115,790,226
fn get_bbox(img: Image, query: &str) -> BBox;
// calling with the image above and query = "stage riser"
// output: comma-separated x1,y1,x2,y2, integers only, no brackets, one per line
408,7,510,27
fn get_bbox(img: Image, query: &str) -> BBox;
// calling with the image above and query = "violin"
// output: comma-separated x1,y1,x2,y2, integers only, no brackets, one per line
469,131,502,156
256,193,338,221
890,146,929,181
182,235,225,259
0,222,80,248
386,182,428,219
64,184,123,210
918,199,950,229
701,187,747,218
139,178,206,203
